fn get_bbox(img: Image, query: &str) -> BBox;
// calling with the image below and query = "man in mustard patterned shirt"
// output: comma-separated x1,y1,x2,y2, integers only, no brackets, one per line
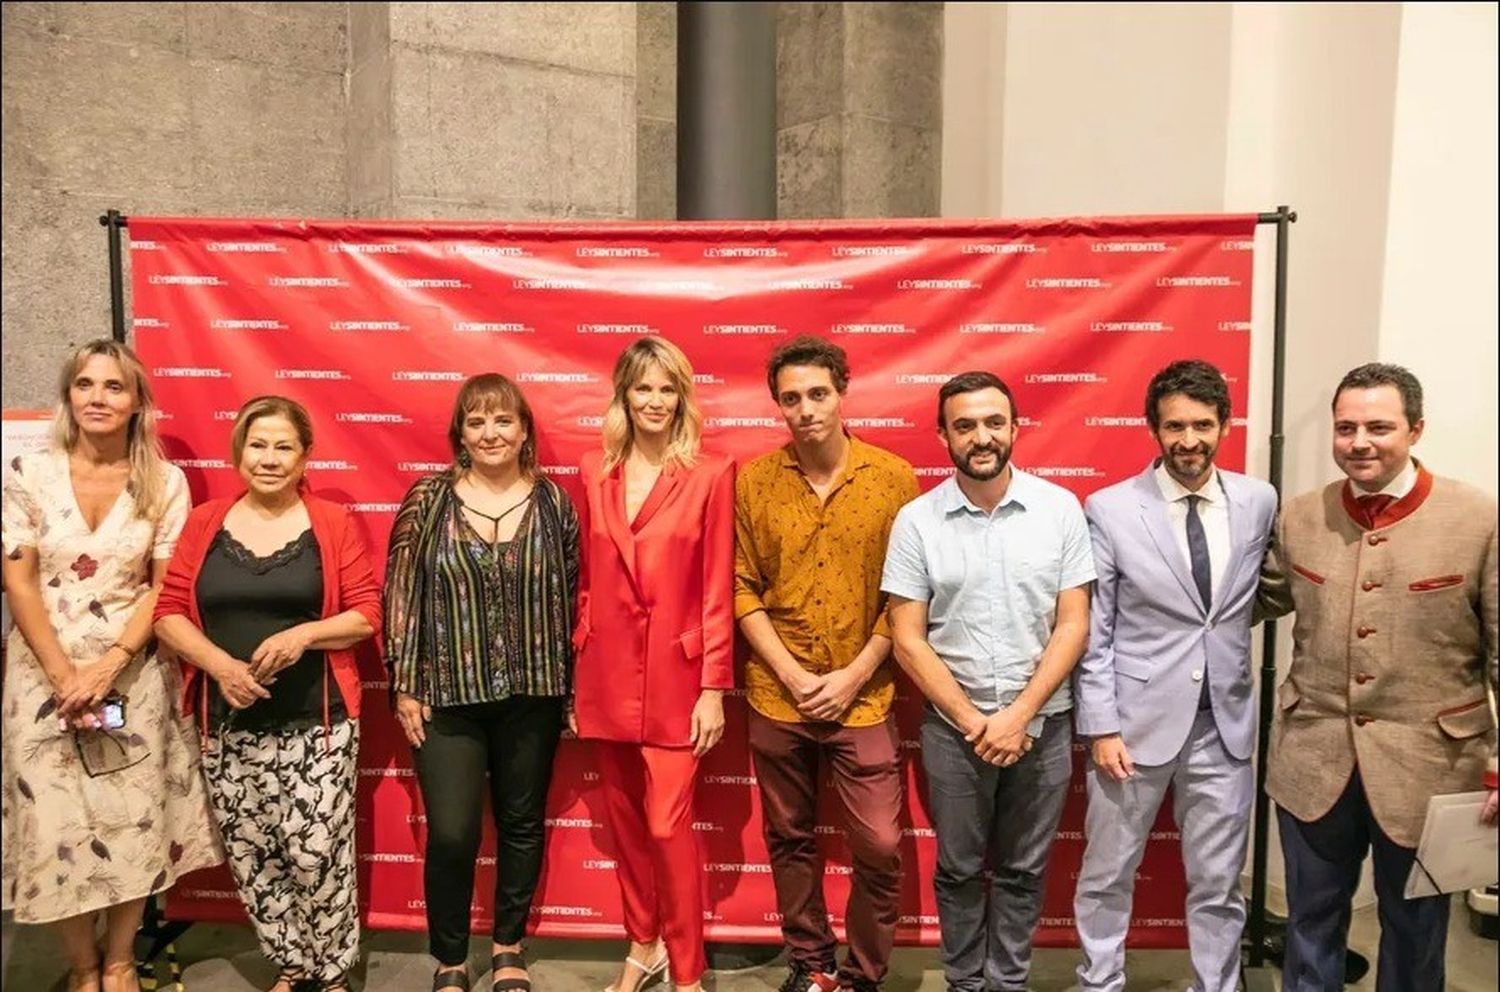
735,336,920,992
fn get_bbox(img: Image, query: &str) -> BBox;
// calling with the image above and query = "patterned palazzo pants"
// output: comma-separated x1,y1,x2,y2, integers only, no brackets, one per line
201,719,360,982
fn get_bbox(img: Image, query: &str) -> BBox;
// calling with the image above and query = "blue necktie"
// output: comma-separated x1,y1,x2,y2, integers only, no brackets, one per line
1185,494,1212,613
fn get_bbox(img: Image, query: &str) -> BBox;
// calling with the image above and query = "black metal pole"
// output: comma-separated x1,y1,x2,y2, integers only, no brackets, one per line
99,210,128,342
677,1,777,219
95,208,193,972
1246,205,1296,976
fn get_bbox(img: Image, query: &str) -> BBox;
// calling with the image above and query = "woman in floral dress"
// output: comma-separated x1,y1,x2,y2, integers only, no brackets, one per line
1,339,221,992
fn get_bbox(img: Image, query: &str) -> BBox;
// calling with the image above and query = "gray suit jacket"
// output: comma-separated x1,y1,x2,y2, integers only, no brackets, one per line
1073,462,1278,766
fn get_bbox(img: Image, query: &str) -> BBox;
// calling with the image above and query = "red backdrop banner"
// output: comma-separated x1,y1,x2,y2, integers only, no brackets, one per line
130,214,1257,948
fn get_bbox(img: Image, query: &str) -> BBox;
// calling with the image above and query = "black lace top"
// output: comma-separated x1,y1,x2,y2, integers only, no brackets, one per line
196,527,344,731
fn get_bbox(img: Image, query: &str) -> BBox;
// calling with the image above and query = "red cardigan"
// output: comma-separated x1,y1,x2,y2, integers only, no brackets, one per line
154,492,383,724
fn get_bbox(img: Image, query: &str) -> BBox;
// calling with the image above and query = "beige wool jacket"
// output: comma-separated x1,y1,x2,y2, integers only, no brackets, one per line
1260,467,1498,847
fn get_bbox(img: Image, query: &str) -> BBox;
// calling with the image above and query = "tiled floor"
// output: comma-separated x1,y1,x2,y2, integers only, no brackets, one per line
3,897,1495,991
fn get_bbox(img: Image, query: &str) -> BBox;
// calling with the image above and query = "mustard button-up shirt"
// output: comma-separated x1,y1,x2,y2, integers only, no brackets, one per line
733,436,920,725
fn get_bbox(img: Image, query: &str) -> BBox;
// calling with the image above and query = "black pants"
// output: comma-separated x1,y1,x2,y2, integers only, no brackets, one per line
1278,771,1450,992
412,695,565,965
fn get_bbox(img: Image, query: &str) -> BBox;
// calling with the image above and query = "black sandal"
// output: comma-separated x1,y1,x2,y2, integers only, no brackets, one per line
320,976,352,992
434,966,472,990
492,950,532,992
272,967,318,992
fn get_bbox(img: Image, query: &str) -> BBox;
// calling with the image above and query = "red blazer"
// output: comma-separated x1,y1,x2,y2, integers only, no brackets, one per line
573,449,736,746
154,492,383,724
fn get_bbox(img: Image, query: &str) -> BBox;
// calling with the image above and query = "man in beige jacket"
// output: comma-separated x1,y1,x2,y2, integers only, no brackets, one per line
1261,363,1497,992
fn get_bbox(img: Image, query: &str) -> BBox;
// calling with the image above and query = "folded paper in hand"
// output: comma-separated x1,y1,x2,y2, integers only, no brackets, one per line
1404,791,1499,899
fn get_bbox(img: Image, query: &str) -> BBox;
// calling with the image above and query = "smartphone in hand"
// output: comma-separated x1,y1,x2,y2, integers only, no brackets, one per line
99,697,126,730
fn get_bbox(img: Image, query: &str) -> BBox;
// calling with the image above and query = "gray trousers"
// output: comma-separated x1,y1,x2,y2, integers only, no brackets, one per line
1074,707,1253,992
920,709,1073,992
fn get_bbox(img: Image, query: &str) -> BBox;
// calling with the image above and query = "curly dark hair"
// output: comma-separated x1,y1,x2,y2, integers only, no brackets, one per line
1143,360,1231,429
766,335,850,397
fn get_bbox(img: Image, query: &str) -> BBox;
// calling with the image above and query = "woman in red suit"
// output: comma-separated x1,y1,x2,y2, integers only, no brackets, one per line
571,337,735,992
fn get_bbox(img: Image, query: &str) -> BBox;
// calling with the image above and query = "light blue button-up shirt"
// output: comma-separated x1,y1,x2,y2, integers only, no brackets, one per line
880,467,1096,723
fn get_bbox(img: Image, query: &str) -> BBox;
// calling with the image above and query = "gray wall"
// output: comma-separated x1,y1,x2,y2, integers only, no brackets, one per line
779,3,942,219
352,2,640,220
636,1,676,219
3,2,350,408
2,1,942,408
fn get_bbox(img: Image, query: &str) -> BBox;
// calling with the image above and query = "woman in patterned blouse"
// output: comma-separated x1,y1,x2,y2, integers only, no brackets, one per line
383,373,580,992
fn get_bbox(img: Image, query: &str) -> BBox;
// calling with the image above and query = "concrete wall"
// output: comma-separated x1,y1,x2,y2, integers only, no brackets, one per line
348,2,394,218
2,1,349,408
3,2,945,409
778,2,942,219
1,1,644,409
635,1,675,219
373,3,638,221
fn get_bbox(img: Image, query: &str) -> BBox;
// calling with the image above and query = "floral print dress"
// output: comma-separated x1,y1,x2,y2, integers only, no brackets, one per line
1,449,221,924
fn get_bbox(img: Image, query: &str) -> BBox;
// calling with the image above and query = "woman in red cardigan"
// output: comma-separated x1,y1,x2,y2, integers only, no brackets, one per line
154,395,381,992
572,337,735,992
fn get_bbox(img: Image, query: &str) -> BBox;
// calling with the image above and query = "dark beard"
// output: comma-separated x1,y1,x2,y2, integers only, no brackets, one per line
952,443,1010,481
1164,445,1216,483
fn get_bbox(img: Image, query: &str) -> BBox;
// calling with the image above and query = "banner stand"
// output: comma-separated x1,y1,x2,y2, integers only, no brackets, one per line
101,209,127,343
99,207,1337,987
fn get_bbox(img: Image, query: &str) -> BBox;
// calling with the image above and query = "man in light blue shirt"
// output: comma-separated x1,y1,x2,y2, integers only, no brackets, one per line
882,370,1094,992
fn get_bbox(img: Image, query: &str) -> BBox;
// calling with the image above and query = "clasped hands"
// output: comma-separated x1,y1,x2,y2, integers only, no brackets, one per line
963,704,1036,767
211,624,312,710
787,666,864,723
50,655,126,731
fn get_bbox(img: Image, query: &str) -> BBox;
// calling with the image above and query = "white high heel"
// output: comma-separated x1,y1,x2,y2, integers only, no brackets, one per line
603,945,670,992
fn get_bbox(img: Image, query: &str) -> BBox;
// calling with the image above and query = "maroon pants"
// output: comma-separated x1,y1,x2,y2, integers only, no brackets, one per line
748,711,904,986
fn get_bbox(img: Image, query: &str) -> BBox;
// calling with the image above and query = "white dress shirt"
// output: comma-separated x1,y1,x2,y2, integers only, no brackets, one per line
1154,461,1231,601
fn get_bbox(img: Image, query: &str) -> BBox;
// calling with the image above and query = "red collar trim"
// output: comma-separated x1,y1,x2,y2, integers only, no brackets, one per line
1341,463,1433,530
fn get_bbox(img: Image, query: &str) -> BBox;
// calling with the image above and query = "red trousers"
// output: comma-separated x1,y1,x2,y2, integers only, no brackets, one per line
596,743,706,984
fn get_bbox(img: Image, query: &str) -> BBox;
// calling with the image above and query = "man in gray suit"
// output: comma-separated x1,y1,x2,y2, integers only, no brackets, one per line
1072,360,1279,992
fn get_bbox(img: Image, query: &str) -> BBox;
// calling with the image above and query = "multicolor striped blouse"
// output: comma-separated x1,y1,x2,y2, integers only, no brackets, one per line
383,473,580,707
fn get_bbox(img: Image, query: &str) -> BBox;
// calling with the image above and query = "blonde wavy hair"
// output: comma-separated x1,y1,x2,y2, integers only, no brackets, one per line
601,337,702,472
51,339,169,520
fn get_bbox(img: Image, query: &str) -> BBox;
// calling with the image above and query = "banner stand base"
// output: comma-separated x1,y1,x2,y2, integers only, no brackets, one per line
1241,914,1371,986
1242,966,1277,991
707,944,782,972
135,896,192,967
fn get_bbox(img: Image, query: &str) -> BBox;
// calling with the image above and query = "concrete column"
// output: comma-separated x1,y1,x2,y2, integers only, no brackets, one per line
677,2,777,220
